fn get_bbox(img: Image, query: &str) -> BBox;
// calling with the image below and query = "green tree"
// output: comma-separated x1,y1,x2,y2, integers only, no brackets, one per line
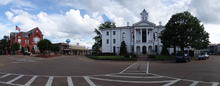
160,11,209,54
0,36,10,55
50,44,60,54
161,46,169,55
92,21,116,53
37,39,52,54
11,43,20,55
119,41,127,56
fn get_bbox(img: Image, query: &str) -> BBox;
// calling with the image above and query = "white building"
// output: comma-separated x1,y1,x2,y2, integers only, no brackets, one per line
101,9,164,55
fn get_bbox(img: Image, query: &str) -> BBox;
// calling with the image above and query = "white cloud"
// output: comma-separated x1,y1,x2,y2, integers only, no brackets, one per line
2,0,220,47
0,0,13,5
5,9,103,48
189,0,220,24
57,0,192,26
204,24,220,44
57,0,220,44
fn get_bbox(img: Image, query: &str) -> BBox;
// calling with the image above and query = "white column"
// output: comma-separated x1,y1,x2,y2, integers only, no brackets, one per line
134,29,136,44
147,29,149,43
140,46,142,55
134,29,137,53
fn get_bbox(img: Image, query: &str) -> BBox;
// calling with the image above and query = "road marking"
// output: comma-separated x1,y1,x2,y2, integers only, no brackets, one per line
67,76,74,86
24,75,37,86
7,75,24,84
45,76,54,86
162,79,180,86
0,74,11,79
189,81,199,86
90,76,173,83
119,63,137,73
83,76,96,86
105,74,163,78
212,82,219,86
146,61,149,74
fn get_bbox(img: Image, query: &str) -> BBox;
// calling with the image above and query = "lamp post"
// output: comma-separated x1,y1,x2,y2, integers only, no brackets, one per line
66,39,71,55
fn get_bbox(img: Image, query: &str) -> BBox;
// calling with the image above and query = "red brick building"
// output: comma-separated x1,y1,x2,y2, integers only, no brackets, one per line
10,27,43,53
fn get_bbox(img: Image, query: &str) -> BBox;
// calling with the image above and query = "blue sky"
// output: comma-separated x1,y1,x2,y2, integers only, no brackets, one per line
0,0,220,47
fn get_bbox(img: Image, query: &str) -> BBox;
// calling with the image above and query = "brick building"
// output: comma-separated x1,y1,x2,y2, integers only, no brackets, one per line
10,27,43,53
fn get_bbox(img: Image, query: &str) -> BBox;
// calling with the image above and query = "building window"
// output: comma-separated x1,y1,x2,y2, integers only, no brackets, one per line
18,39,21,43
33,37,40,43
106,39,109,44
113,39,116,44
106,31,109,36
25,40,29,44
113,31,116,35
122,32,126,40
142,29,147,42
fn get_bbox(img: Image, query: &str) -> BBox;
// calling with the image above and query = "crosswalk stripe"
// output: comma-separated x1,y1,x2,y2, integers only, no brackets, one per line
84,76,96,86
119,63,137,73
67,76,74,86
7,75,24,84
189,81,199,86
212,82,219,86
0,74,11,79
163,79,180,86
24,76,37,86
45,76,54,86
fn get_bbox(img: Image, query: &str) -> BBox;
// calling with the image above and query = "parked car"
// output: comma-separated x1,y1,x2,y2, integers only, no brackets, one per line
176,52,191,62
197,52,209,60
23,51,32,56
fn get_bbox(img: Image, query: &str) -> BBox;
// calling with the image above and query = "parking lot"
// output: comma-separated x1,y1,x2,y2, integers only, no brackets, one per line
0,55,219,86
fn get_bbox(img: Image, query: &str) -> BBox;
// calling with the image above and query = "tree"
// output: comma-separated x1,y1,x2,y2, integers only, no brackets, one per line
0,36,10,55
161,46,169,55
92,21,116,53
160,11,209,54
119,41,127,56
50,44,60,54
37,39,52,54
11,43,20,55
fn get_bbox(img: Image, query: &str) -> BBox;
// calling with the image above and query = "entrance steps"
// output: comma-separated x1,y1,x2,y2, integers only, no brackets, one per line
137,55,148,61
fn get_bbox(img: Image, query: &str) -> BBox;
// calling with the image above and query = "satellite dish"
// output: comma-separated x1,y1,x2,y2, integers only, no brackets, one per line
66,39,71,44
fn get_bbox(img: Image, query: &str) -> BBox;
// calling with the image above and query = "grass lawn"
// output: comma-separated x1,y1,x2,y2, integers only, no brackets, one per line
88,56,136,60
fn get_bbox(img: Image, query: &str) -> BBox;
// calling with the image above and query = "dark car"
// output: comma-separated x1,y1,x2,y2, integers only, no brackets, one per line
176,52,191,62
23,51,32,56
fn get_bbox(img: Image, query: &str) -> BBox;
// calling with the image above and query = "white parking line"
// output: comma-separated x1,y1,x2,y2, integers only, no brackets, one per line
146,61,149,74
105,74,163,78
89,76,173,83
119,63,137,73
162,79,180,86
189,81,199,86
24,75,37,86
83,76,96,86
7,75,24,84
45,76,54,86
67,76,74,86
0,74,11,79
212,82,219,86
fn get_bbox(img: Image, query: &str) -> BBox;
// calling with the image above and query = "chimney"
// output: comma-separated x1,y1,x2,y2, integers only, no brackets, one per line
159,21,162,26
127,22,130,27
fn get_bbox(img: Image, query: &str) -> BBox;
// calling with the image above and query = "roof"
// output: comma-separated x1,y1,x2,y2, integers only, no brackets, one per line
100,26,133,30
133,20,156,27
10,27,41,38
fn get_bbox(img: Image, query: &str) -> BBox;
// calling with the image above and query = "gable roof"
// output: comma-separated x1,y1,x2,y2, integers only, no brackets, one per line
10,27,42,38
133,20,156,27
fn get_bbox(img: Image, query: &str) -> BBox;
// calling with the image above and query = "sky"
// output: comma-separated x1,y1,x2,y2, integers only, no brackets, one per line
0,0,220,48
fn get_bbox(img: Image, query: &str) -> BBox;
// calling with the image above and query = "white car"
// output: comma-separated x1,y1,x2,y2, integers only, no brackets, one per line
197,52,209,60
